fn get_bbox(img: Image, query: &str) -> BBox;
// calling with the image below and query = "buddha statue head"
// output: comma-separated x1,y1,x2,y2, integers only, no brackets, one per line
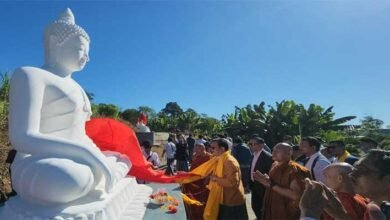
44,8,90,75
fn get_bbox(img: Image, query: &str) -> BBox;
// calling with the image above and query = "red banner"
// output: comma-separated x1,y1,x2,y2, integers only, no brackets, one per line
85,118,192,183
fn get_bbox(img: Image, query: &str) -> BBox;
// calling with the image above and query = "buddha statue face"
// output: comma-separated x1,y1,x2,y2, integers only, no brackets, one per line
44,8,91,74
51,35,90,72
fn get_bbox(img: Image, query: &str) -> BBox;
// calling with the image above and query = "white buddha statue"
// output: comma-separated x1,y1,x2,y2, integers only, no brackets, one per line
0,8,151,220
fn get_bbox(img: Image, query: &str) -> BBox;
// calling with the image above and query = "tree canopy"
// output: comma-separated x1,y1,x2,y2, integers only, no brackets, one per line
161,102,183,117
1,71,388,152
222,100,357,146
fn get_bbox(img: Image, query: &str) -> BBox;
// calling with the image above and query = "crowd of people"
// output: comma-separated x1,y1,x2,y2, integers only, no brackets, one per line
139,133,390,220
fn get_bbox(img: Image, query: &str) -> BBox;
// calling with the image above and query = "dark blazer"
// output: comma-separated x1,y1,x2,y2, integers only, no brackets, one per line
249,150,273,195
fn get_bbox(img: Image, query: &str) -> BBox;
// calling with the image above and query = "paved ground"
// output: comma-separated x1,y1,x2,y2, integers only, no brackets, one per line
245,192,257,220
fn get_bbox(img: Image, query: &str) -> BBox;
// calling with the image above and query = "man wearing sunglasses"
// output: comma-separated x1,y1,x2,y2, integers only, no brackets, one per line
326,140,359,166
209,138,248,220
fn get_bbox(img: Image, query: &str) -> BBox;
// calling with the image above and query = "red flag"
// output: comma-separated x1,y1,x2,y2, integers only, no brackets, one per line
85,118,192,183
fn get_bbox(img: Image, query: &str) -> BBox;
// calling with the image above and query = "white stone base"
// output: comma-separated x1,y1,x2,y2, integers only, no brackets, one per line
0,177,152,220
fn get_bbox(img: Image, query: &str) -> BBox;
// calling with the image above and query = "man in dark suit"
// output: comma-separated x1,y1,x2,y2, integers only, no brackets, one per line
231,136,253,192
249,137,273,219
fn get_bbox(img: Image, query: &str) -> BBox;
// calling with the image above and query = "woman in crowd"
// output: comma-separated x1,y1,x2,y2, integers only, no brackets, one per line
175,134,189,171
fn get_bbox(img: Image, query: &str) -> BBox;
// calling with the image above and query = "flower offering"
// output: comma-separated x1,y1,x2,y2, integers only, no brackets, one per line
149,188,180,214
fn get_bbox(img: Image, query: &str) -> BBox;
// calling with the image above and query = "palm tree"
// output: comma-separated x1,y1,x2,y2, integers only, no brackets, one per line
223,100,356,146
222,103,267,140
265,100,301,145
177,108,200,133
196,116,222,135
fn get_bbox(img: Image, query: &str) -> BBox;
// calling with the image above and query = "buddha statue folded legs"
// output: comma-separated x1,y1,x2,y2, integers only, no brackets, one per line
11,156,95,204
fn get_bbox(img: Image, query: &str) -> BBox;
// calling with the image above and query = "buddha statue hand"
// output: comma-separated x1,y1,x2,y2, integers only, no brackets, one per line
81,146,115,194
85,147,132,194
104,151,132,186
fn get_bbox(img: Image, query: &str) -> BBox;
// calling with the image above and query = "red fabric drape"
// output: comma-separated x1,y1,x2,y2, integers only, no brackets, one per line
137,113,148,125
85,118,191,183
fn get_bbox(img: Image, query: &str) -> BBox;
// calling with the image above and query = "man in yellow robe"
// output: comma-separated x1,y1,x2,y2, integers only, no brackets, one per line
209,138,248,220
254,143,311,220
177,138,248,220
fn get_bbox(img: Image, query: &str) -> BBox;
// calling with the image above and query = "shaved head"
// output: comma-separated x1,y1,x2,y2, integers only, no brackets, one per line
323,162,354,192
194,143,206,155
324,162,353,176
272,142,293,162
274,142,293,151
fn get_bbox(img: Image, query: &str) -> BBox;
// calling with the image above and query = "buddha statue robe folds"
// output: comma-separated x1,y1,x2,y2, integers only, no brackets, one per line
0,8,152,220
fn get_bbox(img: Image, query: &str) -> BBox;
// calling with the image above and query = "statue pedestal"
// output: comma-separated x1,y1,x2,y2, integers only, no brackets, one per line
0,177,152,220
136,132,169,146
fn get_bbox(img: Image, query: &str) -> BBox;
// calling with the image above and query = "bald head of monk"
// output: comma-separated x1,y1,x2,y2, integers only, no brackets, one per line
272,142,293,163
323,162,354,193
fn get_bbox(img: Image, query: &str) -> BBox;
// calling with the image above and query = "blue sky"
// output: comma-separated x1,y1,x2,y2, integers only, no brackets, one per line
1,1,389,126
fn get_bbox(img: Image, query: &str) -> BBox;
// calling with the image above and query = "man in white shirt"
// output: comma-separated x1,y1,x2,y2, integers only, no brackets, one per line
299,136,330,183
248,137,273,219
137,140,161,184
142,140,160,168
163,137,176,175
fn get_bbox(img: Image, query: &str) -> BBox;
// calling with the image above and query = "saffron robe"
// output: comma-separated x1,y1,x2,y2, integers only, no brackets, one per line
176,151,235,220
323,192,368,220
263,161,311,220
182,153,212,220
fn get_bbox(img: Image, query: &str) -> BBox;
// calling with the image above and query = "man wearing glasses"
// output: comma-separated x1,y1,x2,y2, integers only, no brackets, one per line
248,137,273,219
326,140,359,165
209,138,248,220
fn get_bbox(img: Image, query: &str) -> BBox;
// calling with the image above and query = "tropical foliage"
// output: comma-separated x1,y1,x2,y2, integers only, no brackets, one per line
95,102,222,135
0,72,10,130
92,103,120,118
88,99,390,153
358,116,386,140
148,108,222,135
357,116,390,151
1,69,388,150
222,100,357,146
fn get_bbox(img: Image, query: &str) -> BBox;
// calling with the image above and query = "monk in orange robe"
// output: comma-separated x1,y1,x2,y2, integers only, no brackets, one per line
253,143,311,220
322,163,367,220
182,142,212,220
